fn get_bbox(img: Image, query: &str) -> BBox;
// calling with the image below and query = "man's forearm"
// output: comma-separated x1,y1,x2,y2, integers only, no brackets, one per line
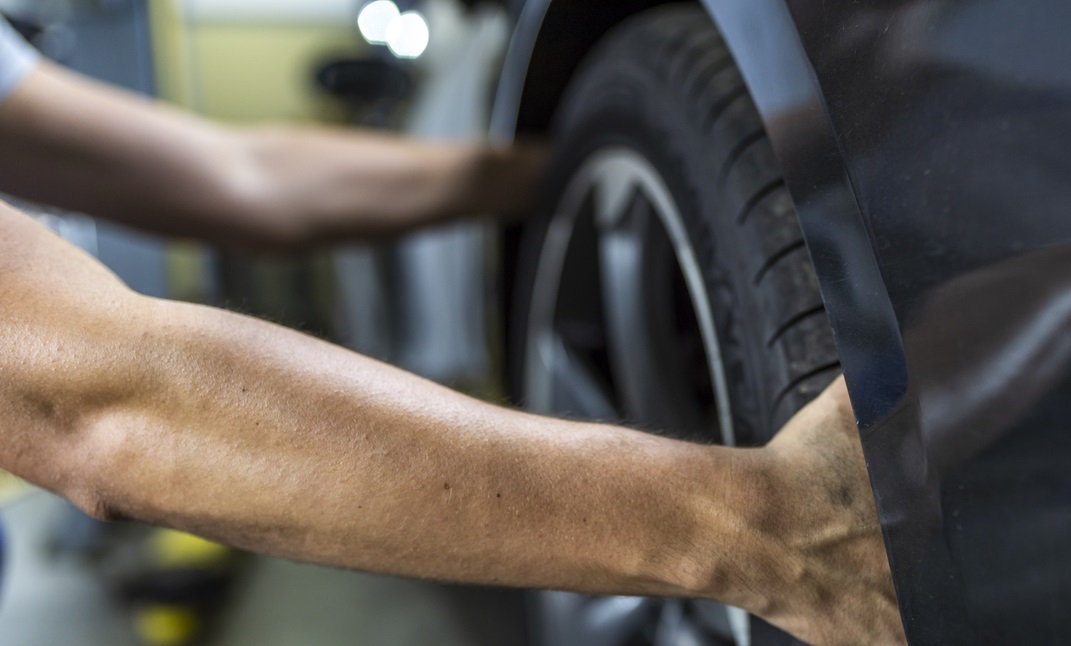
234,126,544,245
0,201,783,609
0,205,902,645
0,63,543,248
78,293,770,605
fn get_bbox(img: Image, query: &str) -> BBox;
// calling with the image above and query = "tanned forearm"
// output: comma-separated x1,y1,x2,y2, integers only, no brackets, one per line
0,62,543,249
88,296,767,603
235,125,544,244
0,203,903,645
0,201,756,604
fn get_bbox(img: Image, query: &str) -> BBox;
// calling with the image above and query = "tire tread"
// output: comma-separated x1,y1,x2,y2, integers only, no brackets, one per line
551,5,841,437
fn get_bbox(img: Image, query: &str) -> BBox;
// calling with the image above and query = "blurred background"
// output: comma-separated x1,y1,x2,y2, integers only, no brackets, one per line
0,0,528,644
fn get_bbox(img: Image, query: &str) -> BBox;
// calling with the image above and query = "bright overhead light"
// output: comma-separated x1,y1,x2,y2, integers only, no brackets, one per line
385,11,430,59
357,0,400,44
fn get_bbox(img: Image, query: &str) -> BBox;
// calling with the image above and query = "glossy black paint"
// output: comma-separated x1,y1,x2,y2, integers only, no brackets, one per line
755,2,1071,642
493,1,1071,643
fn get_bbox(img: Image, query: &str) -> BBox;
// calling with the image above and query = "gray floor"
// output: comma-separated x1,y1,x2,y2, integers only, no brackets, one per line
0,493,528,646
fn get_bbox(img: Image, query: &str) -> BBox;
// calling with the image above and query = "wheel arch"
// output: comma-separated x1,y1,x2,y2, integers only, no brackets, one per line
490,0,682,138
490,0,828,142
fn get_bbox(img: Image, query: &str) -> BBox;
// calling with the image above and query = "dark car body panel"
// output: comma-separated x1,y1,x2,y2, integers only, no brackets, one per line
492,1,1071,643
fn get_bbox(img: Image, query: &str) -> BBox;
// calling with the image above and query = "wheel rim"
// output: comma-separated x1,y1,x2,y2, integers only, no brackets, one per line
524,147,750,646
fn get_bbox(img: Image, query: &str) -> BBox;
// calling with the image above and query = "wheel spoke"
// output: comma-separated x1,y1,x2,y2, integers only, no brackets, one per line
593,157,653,417
526,331,618,420
595,182,684,427
537,592,659,646
655,601,741,646
653,600,685,646
728,607,751,646
692,601,751,645
598,225,661,422
580,596,659,643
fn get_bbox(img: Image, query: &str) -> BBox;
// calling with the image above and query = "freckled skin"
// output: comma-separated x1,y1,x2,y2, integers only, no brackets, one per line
0,204,904,646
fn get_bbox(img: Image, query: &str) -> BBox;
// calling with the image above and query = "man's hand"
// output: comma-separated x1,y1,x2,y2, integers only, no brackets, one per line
745,378,907,646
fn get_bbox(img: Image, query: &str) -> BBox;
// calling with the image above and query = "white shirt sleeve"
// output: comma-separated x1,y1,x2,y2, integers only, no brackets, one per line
0,16,40,103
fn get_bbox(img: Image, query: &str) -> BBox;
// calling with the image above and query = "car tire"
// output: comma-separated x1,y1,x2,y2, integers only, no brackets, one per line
509,4,840,646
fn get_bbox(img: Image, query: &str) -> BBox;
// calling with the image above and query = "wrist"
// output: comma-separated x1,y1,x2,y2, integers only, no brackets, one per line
681,445,793,615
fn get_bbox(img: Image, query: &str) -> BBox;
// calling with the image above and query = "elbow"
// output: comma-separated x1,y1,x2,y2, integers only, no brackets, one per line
56,415,133,523
212,129,321,251
3,353,151,525
0,384,126,522
5,412,131,524
68,487,126,523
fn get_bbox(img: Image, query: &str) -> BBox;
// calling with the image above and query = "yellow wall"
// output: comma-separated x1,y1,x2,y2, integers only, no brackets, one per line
187,25,362,122
148,0,365,123
146,1,365,302
147,0,194,108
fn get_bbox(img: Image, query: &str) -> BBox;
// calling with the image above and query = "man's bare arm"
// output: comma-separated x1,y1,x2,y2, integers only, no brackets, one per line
0,202,902,645
0,62,544,248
